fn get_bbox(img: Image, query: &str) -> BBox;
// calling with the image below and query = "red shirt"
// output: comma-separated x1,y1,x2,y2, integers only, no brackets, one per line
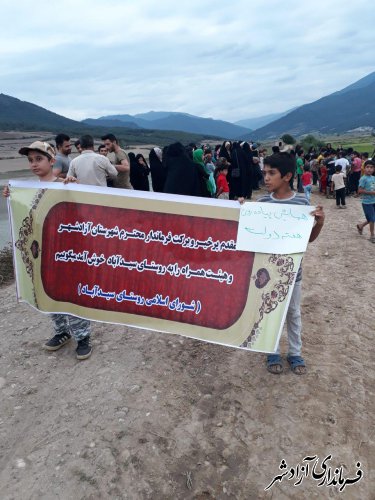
352,157,362,172
216,173,229,193
301,171,312,186
320,165,327,180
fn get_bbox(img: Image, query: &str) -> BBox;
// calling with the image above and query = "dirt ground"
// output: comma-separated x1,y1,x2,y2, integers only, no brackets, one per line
0,188,374,500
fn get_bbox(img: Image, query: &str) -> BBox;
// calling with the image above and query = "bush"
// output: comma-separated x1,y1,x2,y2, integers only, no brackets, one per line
281,134,296,145
300,134,324,151
0,244,14,286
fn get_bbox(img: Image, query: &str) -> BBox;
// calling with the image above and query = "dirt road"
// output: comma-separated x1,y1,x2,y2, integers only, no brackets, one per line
0,192,373,499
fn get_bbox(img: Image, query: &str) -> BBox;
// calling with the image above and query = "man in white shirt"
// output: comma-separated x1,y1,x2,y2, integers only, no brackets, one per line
335,152,350,177
67,135,118,186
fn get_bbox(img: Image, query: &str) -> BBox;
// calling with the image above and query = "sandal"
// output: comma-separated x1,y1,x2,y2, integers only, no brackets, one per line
356,224,363,235
287,355,306,375
266,354,283,374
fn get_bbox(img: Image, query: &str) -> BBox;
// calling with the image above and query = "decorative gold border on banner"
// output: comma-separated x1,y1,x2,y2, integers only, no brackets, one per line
12,186,303,352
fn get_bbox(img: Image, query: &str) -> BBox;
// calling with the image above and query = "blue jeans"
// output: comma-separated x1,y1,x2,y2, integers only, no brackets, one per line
297,174,303,193
303,184,312,203
276,280,302,356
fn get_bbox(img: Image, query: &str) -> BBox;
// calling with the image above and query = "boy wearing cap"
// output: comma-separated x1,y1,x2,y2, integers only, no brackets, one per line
3,141,92,360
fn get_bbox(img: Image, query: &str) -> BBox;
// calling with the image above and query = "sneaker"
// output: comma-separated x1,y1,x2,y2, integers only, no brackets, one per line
76,336,92,360
341,206,347,209
44,332,71,351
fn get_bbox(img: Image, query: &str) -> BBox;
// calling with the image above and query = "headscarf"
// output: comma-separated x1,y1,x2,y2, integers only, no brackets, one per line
193,148,214,197
149,147,165,192
154,147,162,161
193,148,205,167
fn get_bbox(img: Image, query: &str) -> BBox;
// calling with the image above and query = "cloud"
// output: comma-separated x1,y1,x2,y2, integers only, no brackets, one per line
1,0,374,122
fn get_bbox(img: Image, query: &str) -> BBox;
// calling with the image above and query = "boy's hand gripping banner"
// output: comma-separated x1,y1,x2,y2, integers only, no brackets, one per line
8,181,308,353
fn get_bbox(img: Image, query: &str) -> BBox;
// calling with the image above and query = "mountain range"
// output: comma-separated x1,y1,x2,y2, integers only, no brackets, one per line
0,94,222,146
83,112,251,139
0,93,82,131
1,71,374,141
249,72,375,140
234,110,295,130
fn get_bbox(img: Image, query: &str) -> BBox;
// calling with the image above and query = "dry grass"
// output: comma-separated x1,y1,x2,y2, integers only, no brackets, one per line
0,244,14,286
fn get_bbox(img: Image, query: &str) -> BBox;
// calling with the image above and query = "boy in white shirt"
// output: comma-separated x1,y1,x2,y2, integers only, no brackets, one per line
331,165,346,209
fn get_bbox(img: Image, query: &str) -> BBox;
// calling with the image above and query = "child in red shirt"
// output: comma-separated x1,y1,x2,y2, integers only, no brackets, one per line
215,160,230,199
319,163,327,194
301,165,313,203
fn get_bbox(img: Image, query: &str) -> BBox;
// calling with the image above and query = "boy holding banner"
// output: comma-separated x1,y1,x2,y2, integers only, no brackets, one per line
253,152,325,375
2,141,92,360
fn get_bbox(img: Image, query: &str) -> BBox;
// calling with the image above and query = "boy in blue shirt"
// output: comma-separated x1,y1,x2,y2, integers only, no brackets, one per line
254,152,324,374
356,161,375,243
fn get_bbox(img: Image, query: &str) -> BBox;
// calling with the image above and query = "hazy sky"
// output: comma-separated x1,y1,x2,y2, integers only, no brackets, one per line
1,0,374,123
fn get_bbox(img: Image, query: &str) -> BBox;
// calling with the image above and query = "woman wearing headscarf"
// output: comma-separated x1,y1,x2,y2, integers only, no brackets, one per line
250,143,262,191
192,148,214,198
128,152,138,190
219,140,232,164
133,153,150,191
148,147,166,192
229,142,249,200
241,141,255,199
163,142,203,197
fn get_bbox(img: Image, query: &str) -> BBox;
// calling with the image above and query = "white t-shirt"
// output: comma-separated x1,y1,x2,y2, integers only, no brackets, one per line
331,172,345,191
335,158,349,177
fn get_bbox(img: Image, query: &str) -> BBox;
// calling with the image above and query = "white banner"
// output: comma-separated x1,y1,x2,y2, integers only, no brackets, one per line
236,202,314,254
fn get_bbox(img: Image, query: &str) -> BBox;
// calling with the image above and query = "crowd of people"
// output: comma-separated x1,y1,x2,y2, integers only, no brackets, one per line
53,133,268,200
55,134,374,211
296,144,373,200
289,143,375,242
2,131,374,369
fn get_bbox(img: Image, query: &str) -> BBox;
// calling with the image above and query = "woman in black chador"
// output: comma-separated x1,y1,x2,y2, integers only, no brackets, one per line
148,147,166,192
163,142,206,197
229,142,249,200
128,152,149,191
128,152,138,189
219,140,232,164
241,141,255,199
134,153,150,191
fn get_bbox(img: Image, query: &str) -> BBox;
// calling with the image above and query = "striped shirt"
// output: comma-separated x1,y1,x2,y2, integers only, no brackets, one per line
256,192,309,281
257,192,310,206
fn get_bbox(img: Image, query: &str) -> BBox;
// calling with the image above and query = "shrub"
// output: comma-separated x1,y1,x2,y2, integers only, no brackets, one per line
300,134,325,151
0,243,14,286
281,133,296,145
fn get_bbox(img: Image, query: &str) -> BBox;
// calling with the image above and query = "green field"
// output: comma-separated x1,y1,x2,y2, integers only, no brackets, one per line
331,141,374,153
260,134,375,155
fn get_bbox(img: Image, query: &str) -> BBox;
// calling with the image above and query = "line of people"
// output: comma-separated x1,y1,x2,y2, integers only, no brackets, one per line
53,133,268,201
146,140,265,201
